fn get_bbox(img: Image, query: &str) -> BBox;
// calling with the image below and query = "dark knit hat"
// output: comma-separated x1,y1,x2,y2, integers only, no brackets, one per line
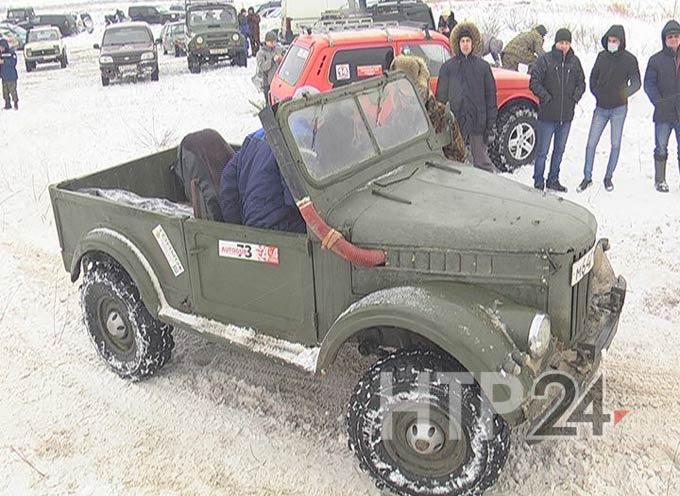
555,28,572,43
535,25,547,37
458,27,473,41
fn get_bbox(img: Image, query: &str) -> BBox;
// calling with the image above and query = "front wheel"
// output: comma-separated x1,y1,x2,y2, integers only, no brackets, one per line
347,349,510,496
490,104,538,172
60,51,68,68
80,256,175,381
101,75,110,86
188,56,201,74
151,65,159,81
25,61,35,72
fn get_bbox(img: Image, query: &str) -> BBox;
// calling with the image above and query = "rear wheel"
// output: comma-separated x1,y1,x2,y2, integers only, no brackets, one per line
347,349,510,496
80,256,175,381
490,103,538,172
174,45,181,57
60,51,68,68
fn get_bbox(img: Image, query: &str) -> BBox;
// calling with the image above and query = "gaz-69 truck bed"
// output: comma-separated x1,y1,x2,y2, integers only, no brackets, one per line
50,73,626,496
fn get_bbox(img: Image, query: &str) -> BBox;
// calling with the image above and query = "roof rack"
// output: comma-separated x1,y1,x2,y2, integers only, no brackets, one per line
310,16,401,34
185,0,231,8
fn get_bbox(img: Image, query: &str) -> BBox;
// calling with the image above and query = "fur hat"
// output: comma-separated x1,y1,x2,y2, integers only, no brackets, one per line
390,55,431,100
450,21,482,56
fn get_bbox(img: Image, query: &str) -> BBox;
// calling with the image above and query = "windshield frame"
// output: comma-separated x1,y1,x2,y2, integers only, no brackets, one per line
186,4,237,28
280,74,432,189
103,26,153,46
28,29,60,43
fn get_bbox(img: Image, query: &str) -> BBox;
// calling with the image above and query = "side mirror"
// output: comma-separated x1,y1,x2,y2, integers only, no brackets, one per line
93,43,100,49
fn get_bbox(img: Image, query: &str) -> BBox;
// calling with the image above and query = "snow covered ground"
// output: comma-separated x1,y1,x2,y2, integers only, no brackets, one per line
1,1,680,495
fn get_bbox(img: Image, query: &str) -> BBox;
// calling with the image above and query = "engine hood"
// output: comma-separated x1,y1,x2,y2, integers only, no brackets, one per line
329,164,597,254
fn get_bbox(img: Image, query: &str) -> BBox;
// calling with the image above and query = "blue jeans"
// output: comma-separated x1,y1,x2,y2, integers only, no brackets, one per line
583,105,628,181
654,122,680,161
533,121,572,186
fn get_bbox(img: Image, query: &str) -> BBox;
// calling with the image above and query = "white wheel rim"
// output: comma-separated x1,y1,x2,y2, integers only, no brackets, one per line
508,122,536,161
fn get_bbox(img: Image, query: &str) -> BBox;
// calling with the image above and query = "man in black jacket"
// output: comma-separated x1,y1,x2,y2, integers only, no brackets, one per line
578,25,641,193
644,20,680,193
530,28,586,191
437,22,497,172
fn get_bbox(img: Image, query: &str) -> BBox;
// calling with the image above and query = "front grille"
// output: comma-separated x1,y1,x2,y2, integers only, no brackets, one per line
113,54,141,64
33,49,58,56
570,249,593,342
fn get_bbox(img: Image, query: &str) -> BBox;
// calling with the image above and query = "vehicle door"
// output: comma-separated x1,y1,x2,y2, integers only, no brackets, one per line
328,45,395,89
397,40,451,95
149,7,162,24
183,218,318,345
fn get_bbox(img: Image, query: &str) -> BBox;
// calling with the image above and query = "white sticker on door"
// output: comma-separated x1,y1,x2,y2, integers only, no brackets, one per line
218,240,280,265
152,225,185,277
335,63,351,81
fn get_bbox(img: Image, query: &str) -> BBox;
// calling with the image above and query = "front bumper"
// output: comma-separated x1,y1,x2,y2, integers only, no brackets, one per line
522,251,626,440
26,55,61,63
100,61,157,80
190,41,244,59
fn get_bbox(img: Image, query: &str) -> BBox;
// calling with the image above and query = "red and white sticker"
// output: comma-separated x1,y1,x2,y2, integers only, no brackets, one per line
218,240,280,265
357,64,383,78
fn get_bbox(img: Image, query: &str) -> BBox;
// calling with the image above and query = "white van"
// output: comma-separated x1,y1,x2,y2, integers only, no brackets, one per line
281,0,352,41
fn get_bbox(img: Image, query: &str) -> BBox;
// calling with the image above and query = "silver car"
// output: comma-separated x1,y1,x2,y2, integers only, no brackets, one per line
159,21,186,57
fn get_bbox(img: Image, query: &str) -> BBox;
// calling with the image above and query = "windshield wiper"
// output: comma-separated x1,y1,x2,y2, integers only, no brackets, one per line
371,187,412,205
425,161,462,174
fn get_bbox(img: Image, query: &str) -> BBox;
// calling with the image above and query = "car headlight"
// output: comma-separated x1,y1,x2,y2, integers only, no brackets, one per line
232,33,240,42
196,36,204,45
528,313,551,358
141,51,155,60
99,55,113,64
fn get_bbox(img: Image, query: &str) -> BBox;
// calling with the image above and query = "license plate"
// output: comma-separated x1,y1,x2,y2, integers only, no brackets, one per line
120,64,137,72
210,48,229,55
571,245,595,286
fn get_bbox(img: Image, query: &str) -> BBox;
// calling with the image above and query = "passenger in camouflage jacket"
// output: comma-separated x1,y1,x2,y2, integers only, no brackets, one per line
502,25,547,71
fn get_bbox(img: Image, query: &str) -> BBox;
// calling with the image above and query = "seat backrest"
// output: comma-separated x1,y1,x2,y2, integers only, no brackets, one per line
173,129,235,221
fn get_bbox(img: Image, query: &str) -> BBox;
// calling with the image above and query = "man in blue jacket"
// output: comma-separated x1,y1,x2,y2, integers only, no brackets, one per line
219,128,306,233
0,38,19,110
644,20,680,193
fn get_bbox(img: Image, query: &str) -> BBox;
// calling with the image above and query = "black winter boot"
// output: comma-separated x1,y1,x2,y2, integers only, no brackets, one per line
3,99,10,110
655,157,669,192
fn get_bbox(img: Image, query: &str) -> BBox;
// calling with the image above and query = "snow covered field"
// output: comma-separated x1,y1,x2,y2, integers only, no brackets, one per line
1,1,680,495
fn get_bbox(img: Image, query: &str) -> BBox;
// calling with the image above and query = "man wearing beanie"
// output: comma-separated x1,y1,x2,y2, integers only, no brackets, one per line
530,28,586,191
578,25,640,193
437,22,498,172
643,20,680,192
502,25,547,72
254,31,284,104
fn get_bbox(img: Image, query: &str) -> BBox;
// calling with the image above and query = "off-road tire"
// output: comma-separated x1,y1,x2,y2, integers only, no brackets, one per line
101,75,110,87
151,65,159,81
25,61,35,72
80,256,175,381
60,51,68,68
490,103,538,173
236,50,247,68
347,349,510,496
174,45,181,57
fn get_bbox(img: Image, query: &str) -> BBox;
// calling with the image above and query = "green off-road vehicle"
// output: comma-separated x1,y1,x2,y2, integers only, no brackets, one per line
184,0,247,73
50,73,625,496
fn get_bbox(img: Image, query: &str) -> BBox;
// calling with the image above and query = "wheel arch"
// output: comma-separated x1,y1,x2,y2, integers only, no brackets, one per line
498,96,538,114
70,228,166,317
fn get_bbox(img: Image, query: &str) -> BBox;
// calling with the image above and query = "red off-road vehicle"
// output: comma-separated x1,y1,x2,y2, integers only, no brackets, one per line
270,27,539,171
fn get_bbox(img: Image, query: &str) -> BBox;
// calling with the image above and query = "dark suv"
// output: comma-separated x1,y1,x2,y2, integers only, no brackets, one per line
128,5,179,25
94,22,159,86
27,14,78,36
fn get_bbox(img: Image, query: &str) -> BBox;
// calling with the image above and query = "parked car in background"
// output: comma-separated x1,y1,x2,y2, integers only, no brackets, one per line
255,1,281,15
160,21,186,57
0,22,27,49
169,4,186,20
270,27,540,171
79,12,94,33
95,22,159,86
27,14,79,37
5,6,35,28
0,27,21,50
24,26,68,71
128,5,180,25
